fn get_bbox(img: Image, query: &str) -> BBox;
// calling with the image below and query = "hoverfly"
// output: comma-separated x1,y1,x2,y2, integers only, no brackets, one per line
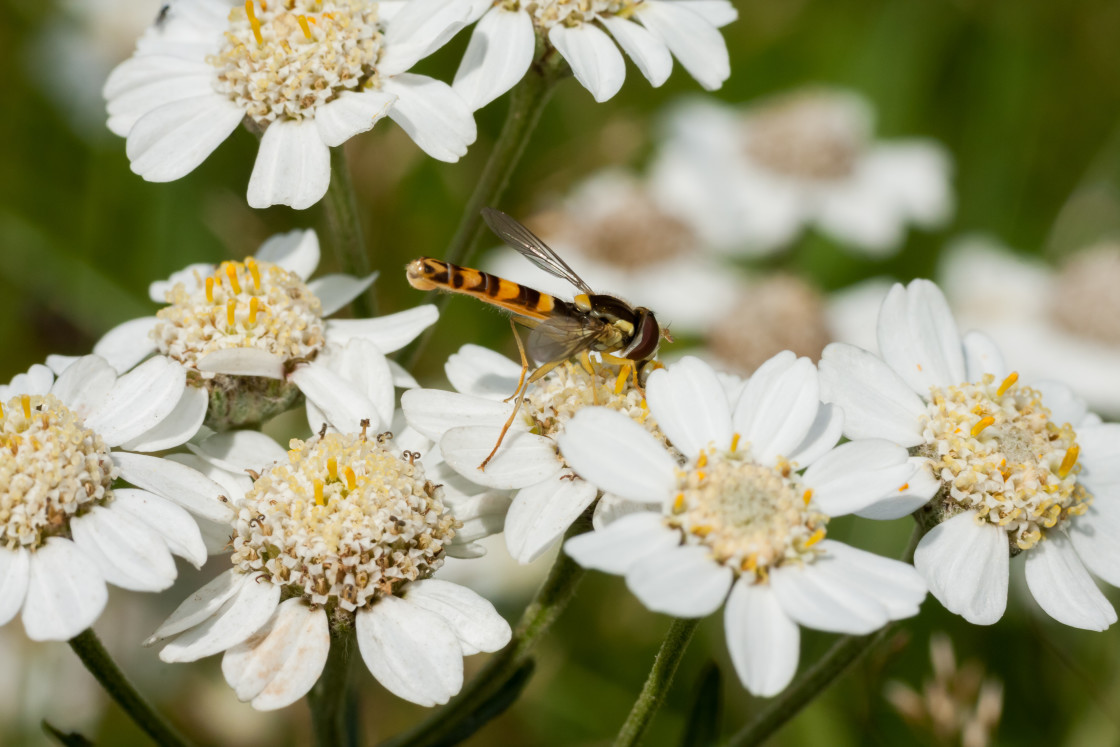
407,207,672,468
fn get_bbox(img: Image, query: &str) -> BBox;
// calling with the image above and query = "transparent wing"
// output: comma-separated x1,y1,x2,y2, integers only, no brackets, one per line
482,207,595,295
526,315,607,365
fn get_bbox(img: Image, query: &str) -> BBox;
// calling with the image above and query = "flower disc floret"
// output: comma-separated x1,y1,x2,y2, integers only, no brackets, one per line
521,360,658,441
231,432,459,612
212,0,384,126
744,91,867,180
153,257,325,374
523,0,637,29
920,372,1088,551
0,394,116,550
668,445,827,582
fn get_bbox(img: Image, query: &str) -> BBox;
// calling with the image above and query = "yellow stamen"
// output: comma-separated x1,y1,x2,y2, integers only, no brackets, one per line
226,299,237,327
249,297,262,324
741,554,758,572
730,433,740,452
246,257,261,290
696,452,708,469
21,395,31,419
225,262,242,294
672,493,685,512
802,489,812,506
971,416,995,437
0,402,4,418
245,1,263,44
1059,444,1080,479
344,466,357,491
297,14,312,38
205,276,215,303
804,527,826,548
691,525,713,537
997,371,1019,396
613,366,628,396
898,482,909,492
696,470,706,482
314,479,325,506
327,457,338,481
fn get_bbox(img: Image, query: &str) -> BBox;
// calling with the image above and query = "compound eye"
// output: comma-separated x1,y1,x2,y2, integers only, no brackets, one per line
626,313,662,361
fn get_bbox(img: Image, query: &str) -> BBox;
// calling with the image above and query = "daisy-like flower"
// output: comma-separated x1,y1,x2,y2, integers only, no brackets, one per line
819,279,1120,629
104,0,477,209
0,356,235,642
402,344,665,564
449,0,737,109
50,229,436,430
557,355,926,696
483,169,740,333
650,90,953,256
146,382,511,710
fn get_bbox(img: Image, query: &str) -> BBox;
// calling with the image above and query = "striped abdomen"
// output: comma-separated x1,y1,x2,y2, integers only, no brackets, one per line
406,257,562,321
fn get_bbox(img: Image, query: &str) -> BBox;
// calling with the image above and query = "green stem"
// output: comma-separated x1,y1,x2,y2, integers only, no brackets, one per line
385,513,590,747
402,60,563,371
309,623,357,747
614,618,701,747
726,524,925,747
68,628,192,747
324,145,376,317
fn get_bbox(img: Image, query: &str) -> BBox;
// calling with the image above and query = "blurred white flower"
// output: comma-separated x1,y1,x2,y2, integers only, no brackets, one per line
402,344,663,564
484,170,740,334
449,0,737,109
650,89,953,256
820,279,1120,630
104,0,476,209
147,392,510,710
559,355,925,696
0,357,232,642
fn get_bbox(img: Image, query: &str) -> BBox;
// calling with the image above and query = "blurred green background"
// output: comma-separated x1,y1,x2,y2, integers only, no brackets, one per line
3,0,1120,744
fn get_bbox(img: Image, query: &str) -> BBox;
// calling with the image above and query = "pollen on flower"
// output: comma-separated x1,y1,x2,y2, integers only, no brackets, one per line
508,0,640,30
743,90,868,180
667,447,828,582
919,372,1090,551
152,258,325,375
211,0,384,126
0,394,117,550
230,432,459,612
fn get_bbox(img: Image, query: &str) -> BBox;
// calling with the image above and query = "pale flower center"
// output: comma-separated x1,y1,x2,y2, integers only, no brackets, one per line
743,91,868,180
231,431,459,612
920,372,1088,551
667,445,827,582
152,258,325,376
1051,242,1120,346
508,0,638,29
0,394,117,550
211,0,384,126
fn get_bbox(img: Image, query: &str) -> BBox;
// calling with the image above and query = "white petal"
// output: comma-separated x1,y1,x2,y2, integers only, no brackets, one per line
84,356,186,447
160,574,281,662
564,511,680,574
733,355,820,466
196,349,286,379
255,229,321,281
913,512,1008,625
876,280,966,394
120,385,207,452
113,451,236,525
189,430,290,474
441,426,562,489
801,439,915,517
379,0,472,76
724,579,800,697
558,408,677,504
855,457,939,520
786,403,844,469
645,356,732,457
325,305,439,352
405,580,511,656
402,389,517,441
150,262,214,303
5,364,54,397
679,0,738,27
504,475,598,564
0,547,30,626
548,23,626,103
444,344,522,400
92,317,160,374
22,538,108,642
126,95,243,182
315,91,397,148
45,354,79,375
818,343,927,446
592,493,650,530
147,569,247,644
292,360,383,435
309,273,379,317
962,331,1006,382
452,8,535,110
388,360,420,389
356,596,464,706
247,120,331,210
51,355,117,419
222,600,330,710
769,562,888,635
1078,424,1120,489
1025,532,1116,631
626,545,732,617
308,338,396,426
381,74,476,162
1035,381,1089,430
814,541,927,619
447,491,511,544
105,55,217,134
635,1,730,90
112,488,208,569
70,506,177,592
601,16,672,87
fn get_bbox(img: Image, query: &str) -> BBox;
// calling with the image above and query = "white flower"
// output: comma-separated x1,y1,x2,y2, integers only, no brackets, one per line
0,356,234,642
558,355,926,697
449,0,737,109
49,229,437,430
402,344,662,564
483,169,740,334
650,90,953,256
819,279,1120,629
146,386,511,710
104,0,477,209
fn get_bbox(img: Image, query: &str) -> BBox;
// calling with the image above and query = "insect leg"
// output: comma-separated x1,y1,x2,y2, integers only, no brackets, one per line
504,318,530,404
481,358,564,470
